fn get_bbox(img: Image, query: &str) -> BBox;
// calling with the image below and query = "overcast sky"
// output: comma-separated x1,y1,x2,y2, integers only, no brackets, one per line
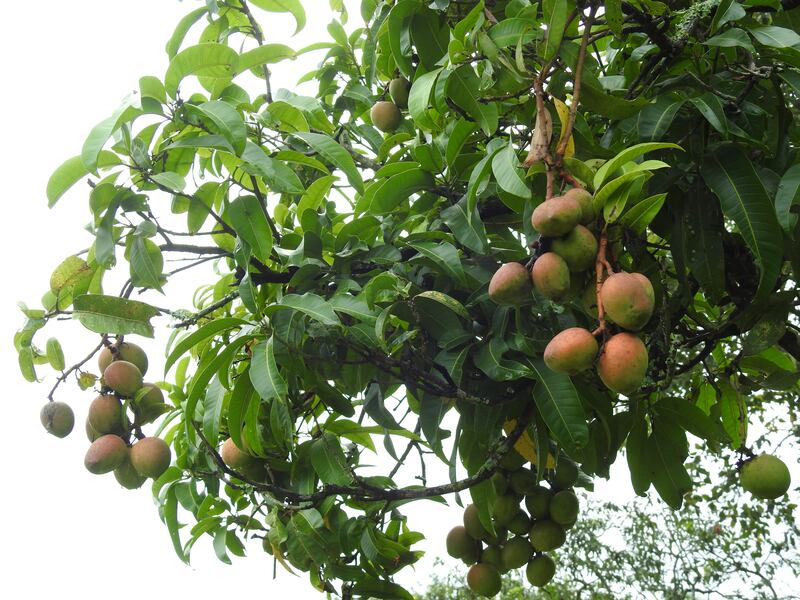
3,2,791,599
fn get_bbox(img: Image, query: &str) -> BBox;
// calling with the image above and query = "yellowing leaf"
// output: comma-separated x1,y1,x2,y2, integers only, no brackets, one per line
503,419,555,468
553,98,575,159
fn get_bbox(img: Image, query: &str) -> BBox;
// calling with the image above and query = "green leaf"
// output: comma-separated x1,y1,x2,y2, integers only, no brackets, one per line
415,291,471,321
228,195,274,264
387,1,420,77
265,293,340,326
130,236,164,291
594,142,682,189
46,338,65,371
749,26,800,48
73,294,160,337
165,7,207,58
492,141,531,199
408,68,441,130
619,193,667,235
82,100,140,174
488,18,539,47
701,146,783,303
635,97,684,141
310,433,354,486
47,152,121,207
605,0,624,36
703,28,754,52
646,421,691,509
626,414,651,496
267,101,310,133
370,170,434,214
187,101,247,155
473,337,531,381
690,93,728,135
165,318,249,374
249,0,306,34
539,0,568,60
776,163,800,232
291,132,364,194
202,376,226,448
236,44,296,75
654,397,724,442
164,43,239,98
684,196,726,304
150,171,186,191
579,73,650,119
49,255,94,296
446,65,498,136
441,196,489,254
408,241,467,286
163,486,189,563
530,359,589,454
250,338,288,401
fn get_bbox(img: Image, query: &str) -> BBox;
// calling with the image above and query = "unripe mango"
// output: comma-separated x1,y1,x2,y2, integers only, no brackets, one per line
597,333,648,394
600,272,655,331
531,196,582,237
551,225,598,272
492,494,520,527
389,77,411,109
740,454,791,500
531,253,570,301
88,394,125,435
525,485,552,518
507,511,531,536
481,545,505,572
102,361,143,397
133,383,168,425
553,456,580,489
549,490,579,525
489,262,532,305
581,283,599,318
466,563,502,597
564,187,596,224
371,101,402,132
114,455,147,489
526,554,556,586
544,328,598,375
509,468,537,495
130,437,171,479
85,434,128,474
98,342,148,376
529,520,566,552
40,401,74,438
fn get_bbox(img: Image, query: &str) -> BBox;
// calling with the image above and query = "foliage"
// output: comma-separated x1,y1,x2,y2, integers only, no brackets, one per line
15,0,800,597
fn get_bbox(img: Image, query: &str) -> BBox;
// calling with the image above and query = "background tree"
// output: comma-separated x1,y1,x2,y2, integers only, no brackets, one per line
15,0,800,598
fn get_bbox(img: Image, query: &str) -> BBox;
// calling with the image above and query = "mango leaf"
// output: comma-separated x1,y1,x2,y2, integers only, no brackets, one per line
228,195,273,264
690,93,728,135
441,196,489,254
291,132,364,193
235,44,296,75
49,256,94,296
240,141,304,194
130,236,164,291
165,7,207,58
446,65,498,135
370,170,434,214
619,193,667,235
701,146,783,303
684,196,726,304
386,1,420,77
636,97,684,141
164,43,238,98
704,28,754,52
530,359,589,454
265,293,340,326
73,294,160,337
249,0,306,34
250,338,288,401
408,241,467,286
775,163,800,232
47,152,122,207
492,141,531,199
626,414,650,495
646,421,692,509
186,101,247,155
408,68,442,130
594,142,682,189
165,318,249,373
310,433,354,486
749,26,800,48
539,0,568,60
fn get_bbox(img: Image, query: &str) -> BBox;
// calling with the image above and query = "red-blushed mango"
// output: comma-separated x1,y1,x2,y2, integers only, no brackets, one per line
88,394,125,434
84,434,128,474
389,77,411,108
370,101,402,132
740,454,791,500
564,187,596,224
529,520,566,552
551,225,597,272
600,272,655,331
544,328,598,375
597,333,648,394
531,253,570,301
98,342,148,376
220,437,254,470
526,554,556,586
114,455,147,489
466,563,502,597
531,195,582,237
102,360,143,397
130,437,171,478
446,525,478,559
40,401,74,438
488,262,532,305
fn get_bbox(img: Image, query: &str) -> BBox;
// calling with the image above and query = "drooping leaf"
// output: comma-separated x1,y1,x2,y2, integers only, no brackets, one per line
530,359,589,454
73,294,160,337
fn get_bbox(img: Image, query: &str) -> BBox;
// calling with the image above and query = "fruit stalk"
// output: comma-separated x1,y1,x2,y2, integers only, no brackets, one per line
593,228,613,338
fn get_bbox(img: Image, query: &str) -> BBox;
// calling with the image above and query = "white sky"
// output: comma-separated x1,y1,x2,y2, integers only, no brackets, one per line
1,2,793,599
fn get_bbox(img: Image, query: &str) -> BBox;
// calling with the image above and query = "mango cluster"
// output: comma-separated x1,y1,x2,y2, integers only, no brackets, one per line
370,77,410,133
445,456,582,596
40,341,172,488
489,188,655,395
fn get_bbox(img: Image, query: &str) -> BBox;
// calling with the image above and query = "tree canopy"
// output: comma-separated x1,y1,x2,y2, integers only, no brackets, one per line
16,0,800,598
